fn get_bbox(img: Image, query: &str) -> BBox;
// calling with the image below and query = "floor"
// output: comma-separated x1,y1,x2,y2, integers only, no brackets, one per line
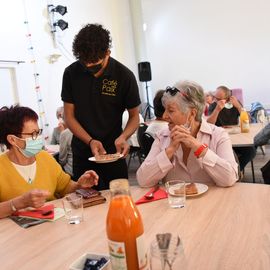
127,145,270,186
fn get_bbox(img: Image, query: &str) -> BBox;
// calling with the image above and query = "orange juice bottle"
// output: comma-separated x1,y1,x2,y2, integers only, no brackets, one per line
106,179,148,270
240,108,250,133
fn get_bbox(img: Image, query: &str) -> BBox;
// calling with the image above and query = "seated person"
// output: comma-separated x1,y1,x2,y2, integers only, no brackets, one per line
137,81,238,187
207,85,256,172
122,110,144,147
146,90,168,138
51,106,66,145
204,91,214,116
59,127,73,177
0,105,98,218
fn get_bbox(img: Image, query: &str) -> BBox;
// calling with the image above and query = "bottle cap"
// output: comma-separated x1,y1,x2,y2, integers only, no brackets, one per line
110,179,129,192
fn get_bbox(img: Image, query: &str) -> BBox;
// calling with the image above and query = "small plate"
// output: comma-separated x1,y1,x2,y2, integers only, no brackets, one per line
185,183,208,197
88,154,123,163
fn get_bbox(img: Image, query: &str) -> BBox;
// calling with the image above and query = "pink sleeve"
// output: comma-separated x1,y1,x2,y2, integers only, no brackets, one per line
197,130,238,187
136,137,173,187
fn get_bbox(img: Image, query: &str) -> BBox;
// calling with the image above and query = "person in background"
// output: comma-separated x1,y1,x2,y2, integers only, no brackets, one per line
59,117,73,177
122,110,144,148
61,24,141,189
204,91,214,116
146,90,168,138
51,106,66,145
0,105,98,219
207,85,256,172
137,81,238,187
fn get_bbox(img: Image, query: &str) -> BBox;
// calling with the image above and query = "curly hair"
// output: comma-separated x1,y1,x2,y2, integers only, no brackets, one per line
72,24,112,63
0,105,38,149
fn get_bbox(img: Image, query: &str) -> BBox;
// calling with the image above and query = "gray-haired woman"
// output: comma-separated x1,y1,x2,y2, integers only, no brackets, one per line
136,80,238,187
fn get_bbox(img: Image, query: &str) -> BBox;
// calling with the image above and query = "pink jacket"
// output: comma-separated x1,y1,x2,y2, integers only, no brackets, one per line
136,120,238,187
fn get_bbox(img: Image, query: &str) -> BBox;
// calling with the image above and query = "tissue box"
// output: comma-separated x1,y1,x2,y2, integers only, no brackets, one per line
69,253,110,270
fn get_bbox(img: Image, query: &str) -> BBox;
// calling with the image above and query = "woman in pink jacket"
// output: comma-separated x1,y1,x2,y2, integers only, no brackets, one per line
137,81,238,187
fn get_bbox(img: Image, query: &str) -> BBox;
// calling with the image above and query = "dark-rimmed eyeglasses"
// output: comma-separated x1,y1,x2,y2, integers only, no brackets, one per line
18,129,43,140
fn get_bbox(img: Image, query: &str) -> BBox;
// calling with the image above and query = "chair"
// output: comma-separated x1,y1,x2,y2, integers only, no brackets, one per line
137,123,154,159
231,88,244,105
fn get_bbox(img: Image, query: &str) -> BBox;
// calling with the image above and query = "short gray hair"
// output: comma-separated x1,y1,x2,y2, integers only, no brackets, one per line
162,80,205,121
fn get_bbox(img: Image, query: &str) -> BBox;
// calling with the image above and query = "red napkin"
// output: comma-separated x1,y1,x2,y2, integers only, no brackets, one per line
12,204,54,220
135,187,168,205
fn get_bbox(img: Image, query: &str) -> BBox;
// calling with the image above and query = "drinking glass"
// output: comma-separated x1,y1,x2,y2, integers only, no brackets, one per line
62,194,83,224
150,234,184,270
165,180,185,208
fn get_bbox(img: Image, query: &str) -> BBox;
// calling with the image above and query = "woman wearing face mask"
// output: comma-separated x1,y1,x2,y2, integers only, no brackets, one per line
136,81,238,187
0,105,99,218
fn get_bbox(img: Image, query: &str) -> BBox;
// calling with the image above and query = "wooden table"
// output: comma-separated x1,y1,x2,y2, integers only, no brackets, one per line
226,123,263,182
226,123,263,147
1,183,270,270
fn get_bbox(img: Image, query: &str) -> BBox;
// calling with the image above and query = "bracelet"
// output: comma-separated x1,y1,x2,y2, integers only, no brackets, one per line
88,138,93,147
10,199,17,212
194,144,208,158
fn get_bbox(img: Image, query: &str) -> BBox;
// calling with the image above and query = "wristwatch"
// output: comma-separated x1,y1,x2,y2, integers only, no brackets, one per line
10,200,17,212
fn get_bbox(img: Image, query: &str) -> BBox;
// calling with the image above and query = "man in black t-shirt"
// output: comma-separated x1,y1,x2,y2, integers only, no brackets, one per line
61,24,141,190
207,86,256,172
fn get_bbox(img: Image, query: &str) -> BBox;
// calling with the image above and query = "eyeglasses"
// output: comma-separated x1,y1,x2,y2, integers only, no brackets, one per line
166,86,189,98
18,129,43,140
166,87,180,96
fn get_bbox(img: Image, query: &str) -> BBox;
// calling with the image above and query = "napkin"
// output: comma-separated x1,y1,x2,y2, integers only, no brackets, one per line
12,204,54,220
135,187,168,205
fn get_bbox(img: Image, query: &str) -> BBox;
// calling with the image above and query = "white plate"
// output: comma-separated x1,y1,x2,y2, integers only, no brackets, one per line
185,183,208,197
88,154,123,163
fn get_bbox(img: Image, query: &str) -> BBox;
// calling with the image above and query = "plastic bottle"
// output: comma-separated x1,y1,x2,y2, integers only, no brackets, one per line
240,108,250,133
106,179,148,270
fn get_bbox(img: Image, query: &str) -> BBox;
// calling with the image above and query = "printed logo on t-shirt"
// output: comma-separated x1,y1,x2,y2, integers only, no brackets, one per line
102,79,117,96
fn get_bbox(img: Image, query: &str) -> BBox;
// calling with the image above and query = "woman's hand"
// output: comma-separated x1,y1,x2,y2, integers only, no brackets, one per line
170,125,201,151
77,170,99,189
21,189,50,208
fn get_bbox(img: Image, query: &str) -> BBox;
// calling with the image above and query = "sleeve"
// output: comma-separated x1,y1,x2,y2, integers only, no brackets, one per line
58,131,68,166
254,123,270,146
196,130,238,187
50,128,57,145
208,102,217,115
124,71,141,109
61,67,74,103
136,137,174,187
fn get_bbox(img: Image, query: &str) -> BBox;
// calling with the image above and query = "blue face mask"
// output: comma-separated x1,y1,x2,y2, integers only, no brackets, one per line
17,136,44,157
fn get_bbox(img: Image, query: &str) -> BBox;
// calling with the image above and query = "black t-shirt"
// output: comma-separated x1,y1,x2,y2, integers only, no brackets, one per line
61,57,141,155
208,102,240,127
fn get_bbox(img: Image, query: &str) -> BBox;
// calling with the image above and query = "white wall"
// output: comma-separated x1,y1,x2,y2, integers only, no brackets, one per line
141,0,270,109
0,0,138,140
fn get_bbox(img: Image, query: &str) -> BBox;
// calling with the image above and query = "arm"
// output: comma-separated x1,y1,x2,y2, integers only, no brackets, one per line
63,170,99,194
229,96,242,114
0,190,50,219
207,100,226,124
64,102,106,156
58,131,68,166
115,106,140,156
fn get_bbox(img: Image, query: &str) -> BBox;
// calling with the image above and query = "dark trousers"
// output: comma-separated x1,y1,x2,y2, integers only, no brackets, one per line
233,146,256,171
72,152,128,190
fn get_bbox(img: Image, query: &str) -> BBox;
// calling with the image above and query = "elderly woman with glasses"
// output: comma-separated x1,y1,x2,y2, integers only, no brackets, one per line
137,81,238,187
0,105,98,218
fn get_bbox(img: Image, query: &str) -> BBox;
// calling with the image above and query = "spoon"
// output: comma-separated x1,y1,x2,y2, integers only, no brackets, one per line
144,185,159,200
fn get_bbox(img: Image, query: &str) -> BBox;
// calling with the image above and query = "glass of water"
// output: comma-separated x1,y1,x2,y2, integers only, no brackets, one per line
62,194,83,224
165,180,185,208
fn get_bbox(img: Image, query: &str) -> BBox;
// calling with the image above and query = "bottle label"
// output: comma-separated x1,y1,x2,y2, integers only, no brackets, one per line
136,234,148,269
108,240,127,270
